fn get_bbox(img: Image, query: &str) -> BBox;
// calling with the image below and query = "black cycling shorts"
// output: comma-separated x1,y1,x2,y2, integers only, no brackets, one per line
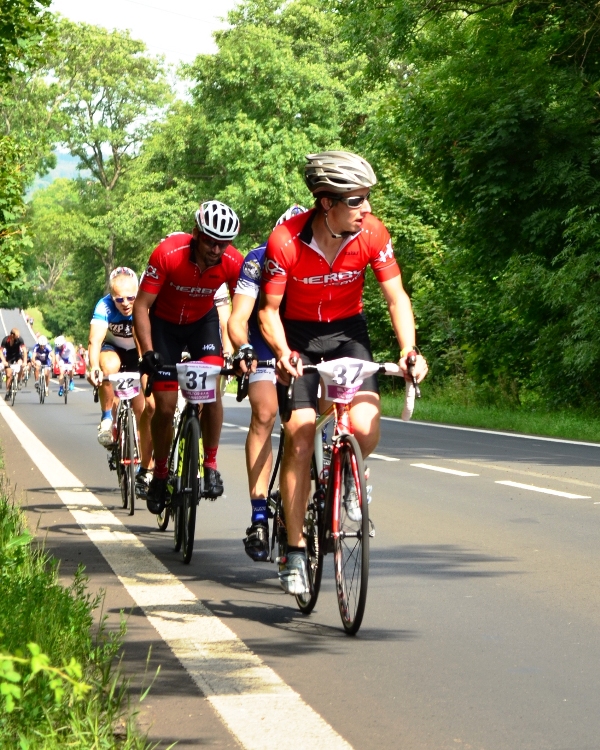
150,306,223,390
101,343,139,372
277,313,379,412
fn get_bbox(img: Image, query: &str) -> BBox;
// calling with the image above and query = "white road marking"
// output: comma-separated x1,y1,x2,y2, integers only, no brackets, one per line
495,480,591,499
411,463,479,477
370,453,400,462
0,399,353,750
385,417,600,448
449,459,600,490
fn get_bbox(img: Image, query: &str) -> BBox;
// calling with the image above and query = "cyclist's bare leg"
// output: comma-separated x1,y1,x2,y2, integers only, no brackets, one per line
97,350,121,412
200,394,222,455
5,365,13,391
138,383,155,470
151,389,177,462
246,380,278,497
280,407,316,547
349,391,381,458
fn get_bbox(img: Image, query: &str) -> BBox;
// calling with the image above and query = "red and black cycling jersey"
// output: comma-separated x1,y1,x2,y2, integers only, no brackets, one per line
140,232,243,325
262,210,400,322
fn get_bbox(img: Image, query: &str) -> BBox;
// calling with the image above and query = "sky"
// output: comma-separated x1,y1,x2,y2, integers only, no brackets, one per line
50,0,240,66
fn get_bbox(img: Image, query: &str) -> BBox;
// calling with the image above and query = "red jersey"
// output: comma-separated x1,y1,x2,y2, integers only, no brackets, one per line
140,232,243,325
262,210,400,322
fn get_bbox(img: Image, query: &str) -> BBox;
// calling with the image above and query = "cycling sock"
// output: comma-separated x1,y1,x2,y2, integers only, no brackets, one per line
204,447,218,470
154,458,168,479
101,409,112,420
286,545,306,555
251,498,268,524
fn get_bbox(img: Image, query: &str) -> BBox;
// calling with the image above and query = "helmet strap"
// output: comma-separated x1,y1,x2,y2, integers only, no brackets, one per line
324,211,343,239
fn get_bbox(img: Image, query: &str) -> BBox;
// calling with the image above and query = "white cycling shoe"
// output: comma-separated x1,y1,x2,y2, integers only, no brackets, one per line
97,418,114,447
278,550,309,595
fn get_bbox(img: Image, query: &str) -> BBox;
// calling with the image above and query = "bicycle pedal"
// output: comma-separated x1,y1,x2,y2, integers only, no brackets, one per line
369,519,376,538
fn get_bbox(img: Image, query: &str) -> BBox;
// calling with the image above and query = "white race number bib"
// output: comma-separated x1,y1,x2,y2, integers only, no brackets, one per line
176,361,221,403
316,357,380,404
108,372,141,400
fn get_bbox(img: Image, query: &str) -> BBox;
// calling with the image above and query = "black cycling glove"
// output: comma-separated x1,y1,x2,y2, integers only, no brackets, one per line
139,350,164,376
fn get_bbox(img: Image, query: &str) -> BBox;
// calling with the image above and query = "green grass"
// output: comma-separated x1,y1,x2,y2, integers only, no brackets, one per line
381,385,600,443
23,308,52,340
0,482,153,749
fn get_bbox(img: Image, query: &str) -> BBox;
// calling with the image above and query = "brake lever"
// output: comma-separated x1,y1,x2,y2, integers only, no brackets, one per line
407,353,421,399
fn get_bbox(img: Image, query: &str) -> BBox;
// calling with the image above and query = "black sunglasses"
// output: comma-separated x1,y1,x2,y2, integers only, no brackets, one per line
337,192,371,208
199,234,229,250
113,295,136,304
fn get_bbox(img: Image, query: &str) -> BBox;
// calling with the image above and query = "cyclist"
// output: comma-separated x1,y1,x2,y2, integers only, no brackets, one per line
2,329,26,398
33,335,54,396
228,204,308,562
259,150,429,594
54,336,76,396
134,200,244,515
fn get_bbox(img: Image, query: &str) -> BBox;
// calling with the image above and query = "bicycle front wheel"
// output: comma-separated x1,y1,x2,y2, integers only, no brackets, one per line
38,375,45,404
63,374,69,404
10,379,16,406
126,409,137,516
181,418,200,564
333,434,369,635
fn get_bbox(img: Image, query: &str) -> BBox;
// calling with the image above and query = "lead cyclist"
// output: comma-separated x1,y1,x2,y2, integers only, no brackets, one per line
259,150,428,595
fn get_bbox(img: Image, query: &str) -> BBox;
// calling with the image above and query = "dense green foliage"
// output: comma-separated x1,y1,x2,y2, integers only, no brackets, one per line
6,0,600,410
0,485,149,747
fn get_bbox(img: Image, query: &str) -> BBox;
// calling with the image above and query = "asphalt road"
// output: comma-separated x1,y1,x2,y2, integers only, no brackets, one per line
3,377,600,750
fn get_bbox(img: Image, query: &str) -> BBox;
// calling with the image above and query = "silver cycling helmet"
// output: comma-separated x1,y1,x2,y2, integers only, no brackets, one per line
109,266,138,285
274,204,308,228
304,150,377,194
195,200,240,242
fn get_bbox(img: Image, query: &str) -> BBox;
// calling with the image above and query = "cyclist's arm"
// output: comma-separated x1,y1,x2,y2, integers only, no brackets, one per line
88,321,107,376
132,290,158,354
258,291,301,378
379,274,428,381
228,293,254,350
217,301,232,357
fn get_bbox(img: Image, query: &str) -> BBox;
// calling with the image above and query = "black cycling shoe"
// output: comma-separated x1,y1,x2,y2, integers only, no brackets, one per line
243,522,269,562
203,467,224,498
146,476,168,514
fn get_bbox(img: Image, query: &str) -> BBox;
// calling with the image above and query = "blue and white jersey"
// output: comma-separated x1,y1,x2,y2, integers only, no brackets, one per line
33,344,53,365
56,342,75,364
91,294,136,351
234,243,273,360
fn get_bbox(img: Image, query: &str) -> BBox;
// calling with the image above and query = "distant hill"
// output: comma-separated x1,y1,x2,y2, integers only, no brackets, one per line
27,152,88,197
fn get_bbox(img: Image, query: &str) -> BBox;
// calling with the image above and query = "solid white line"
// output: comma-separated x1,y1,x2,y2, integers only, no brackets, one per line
495,480,591,499
411,463,478,477
382,417,600,448
370,453,400,462
0,399,353,750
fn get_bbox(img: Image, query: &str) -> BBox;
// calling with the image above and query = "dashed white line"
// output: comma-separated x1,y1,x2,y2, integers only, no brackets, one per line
411,463,479,477
370,453,400,462
0,399,354,750
495,481,591,499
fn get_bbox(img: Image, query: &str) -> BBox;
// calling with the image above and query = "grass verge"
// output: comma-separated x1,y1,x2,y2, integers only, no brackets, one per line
0,481,152,749
381,388,600,443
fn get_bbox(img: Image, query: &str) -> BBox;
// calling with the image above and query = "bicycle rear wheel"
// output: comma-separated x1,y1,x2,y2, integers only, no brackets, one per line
181,417,200,564
126,409,137,516
333,434,369,635
38,374,45,404
116,413,128,510
63,373,69,404
296,457,324,614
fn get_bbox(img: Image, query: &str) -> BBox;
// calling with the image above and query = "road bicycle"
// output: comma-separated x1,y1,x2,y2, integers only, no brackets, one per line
35,365,50,404
5,364,21,406
268,354,419,635
61,364,73,404
104,372,141,516
150,358,273,564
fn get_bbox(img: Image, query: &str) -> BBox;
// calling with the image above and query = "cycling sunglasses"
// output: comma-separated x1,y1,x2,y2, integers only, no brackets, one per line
337,192,371,208
113,295,136,304
199,233,230,250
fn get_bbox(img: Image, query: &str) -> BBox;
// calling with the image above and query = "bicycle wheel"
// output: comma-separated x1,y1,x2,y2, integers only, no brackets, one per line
126,409,137,516
116,413,128,510
63,373,69,404
181,417,200,564
38,374,45,404
10,377,16,406
333,434,369,635
296,457,324,614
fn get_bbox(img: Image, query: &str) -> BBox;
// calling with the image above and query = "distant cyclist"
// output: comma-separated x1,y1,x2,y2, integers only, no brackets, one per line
259,151,428,595
134,200,244,515
2,329,26,399
228,205,308,562
54,336,76,396
33,335,54,396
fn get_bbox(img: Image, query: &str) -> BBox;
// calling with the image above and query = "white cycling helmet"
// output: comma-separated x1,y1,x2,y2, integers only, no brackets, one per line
55,335,66,347
304,150,377,194
109,266,138,285
195,200,240,242
274,204,308,228
38,335,48,346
